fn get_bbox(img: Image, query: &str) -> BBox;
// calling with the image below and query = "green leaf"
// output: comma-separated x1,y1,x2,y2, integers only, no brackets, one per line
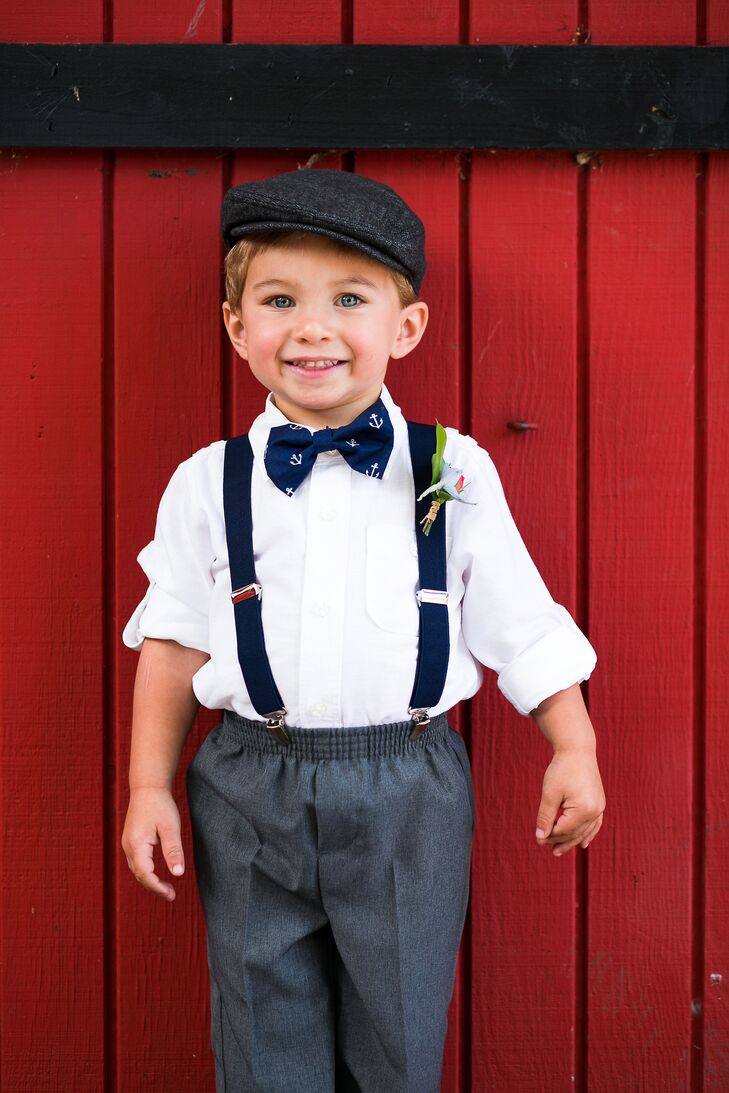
431,420,447,484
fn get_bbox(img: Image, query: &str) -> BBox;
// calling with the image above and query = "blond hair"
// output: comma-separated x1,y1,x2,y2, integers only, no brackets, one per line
224,230,418,314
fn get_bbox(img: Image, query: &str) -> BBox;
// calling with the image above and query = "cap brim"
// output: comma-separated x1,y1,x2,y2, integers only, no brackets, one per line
226,221,414,283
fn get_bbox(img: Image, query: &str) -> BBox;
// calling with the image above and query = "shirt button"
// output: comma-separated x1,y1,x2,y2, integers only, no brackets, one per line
313,601,330,617
309,702,327,717
319,507,337,521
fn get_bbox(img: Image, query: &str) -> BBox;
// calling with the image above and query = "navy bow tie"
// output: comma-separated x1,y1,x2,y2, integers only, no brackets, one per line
264,397,395,496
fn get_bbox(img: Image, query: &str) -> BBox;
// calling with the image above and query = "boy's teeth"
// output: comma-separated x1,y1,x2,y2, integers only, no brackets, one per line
290,359,339,369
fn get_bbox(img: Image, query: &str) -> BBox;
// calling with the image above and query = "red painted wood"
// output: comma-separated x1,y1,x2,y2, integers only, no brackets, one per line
0,3,102,40
584,6,699,1092
702,6,729,1084
468,8,585,1093
114,0,222,41
0,149,106,1090
704,150,729,1093
113,10,226,1093
703,12,729,1091
467,148,583,1091
114,151,225,1090
586,152,696,1089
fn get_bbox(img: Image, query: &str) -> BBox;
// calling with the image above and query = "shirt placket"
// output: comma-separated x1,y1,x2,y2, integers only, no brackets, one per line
298,451,351,725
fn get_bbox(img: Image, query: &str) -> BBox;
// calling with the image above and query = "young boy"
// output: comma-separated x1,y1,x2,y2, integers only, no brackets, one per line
121,168,605,1093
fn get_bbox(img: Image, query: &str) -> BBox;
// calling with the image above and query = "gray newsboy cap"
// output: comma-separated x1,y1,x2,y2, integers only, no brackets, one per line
221,168,426,294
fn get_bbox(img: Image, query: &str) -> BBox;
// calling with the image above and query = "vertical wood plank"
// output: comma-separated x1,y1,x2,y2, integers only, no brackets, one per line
115,152,224,1091
112,9,225,1093
586,3,699,1089
702,8,729,1089
704,150,729,1093
0,148,105,1091
468,6,584,1092
586,151,695,1090
0,9,106,1093
467,148,583,1092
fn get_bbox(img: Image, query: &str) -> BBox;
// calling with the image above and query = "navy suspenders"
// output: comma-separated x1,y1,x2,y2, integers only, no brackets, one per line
222,422,450,743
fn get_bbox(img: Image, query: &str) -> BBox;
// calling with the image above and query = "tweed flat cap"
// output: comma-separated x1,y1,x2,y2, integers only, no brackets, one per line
221,168,426,294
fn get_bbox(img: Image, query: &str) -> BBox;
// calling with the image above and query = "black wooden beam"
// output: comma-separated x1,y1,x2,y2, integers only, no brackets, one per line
1,43,727,150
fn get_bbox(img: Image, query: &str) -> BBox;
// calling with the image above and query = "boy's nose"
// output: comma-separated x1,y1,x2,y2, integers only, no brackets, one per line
292,310,333,338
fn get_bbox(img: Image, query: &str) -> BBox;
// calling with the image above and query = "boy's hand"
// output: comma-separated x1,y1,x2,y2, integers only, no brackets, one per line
121,787,186,900
535,746,605,857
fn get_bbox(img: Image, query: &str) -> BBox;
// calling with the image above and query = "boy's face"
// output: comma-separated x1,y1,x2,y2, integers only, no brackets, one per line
222,234,428,428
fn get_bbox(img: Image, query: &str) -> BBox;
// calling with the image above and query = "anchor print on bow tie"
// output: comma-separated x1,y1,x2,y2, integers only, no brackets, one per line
263,396,395,496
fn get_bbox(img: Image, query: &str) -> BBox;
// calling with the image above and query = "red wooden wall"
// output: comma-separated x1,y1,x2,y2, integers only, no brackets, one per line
1,1,727,1089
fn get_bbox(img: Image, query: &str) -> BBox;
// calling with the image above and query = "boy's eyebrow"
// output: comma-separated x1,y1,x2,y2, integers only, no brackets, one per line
251,275,379,290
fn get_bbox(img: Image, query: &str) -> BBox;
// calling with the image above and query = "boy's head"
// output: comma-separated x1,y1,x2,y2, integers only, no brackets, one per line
220,169,429,428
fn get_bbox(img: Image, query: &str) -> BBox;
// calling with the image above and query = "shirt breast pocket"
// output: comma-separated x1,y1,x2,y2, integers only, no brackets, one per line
365,522,454,637
365,523,420,635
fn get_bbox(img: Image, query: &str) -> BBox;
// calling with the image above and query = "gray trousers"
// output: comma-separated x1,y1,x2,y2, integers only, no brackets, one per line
186,710,475,1093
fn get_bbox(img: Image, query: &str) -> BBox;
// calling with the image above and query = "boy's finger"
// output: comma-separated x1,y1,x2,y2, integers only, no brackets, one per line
552,814,605,855
136,862,177,900
132,839,176,900
535,793,562,843
159,826,185,877
580,814,604,848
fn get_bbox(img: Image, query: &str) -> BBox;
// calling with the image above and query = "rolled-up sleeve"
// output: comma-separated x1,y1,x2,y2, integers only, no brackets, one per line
121,459,214,654
458,442,596,716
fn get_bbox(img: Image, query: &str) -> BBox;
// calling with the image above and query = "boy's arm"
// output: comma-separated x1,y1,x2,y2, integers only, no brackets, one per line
122,637,209,901
530,682,606,857
128,637,209,791
530,681,596,752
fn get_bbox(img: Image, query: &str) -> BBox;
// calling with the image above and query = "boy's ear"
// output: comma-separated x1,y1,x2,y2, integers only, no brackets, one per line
389,301,429,360
222,301,248,359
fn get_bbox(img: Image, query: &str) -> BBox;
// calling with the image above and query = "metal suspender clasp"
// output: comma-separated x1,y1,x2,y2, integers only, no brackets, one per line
265,709,291,745
408,707,431,739
231,582,262,604
415,588,449,606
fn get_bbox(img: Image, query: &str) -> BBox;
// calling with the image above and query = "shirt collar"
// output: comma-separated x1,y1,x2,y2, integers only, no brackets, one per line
248,381,405,483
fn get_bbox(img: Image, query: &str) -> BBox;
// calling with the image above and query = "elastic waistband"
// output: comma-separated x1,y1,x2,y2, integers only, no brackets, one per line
221,710,450,759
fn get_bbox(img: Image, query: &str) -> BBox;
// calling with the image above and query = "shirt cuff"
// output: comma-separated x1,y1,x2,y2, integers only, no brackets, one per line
121,581,210,654
497,620,597,716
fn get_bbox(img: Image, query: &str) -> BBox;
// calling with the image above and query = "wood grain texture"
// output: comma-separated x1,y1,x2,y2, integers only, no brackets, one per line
586,150,696,1090
467,146,583,1091
3,44,729,150
0,149,106,1090
114,150,225,1091
704,150,729,1093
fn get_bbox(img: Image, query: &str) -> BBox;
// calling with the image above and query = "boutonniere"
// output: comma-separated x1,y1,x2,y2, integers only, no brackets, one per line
417,421,477,535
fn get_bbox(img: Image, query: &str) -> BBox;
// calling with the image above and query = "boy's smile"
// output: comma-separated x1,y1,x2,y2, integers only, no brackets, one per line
223,234,428,429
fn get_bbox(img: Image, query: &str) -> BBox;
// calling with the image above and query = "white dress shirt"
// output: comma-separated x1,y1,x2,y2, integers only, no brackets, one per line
122,383,596,726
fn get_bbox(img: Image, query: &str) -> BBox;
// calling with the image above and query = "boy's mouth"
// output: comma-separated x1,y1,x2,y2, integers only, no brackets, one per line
284,358,346,371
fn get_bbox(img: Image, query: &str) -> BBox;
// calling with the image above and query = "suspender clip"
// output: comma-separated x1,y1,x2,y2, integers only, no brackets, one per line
265,709,291,745
231,582,262,604
408,707,431,738
416,588,448,606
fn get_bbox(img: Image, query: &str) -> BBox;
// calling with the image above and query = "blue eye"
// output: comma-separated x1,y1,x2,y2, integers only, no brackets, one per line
266,295,293,309
338,294,363,307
